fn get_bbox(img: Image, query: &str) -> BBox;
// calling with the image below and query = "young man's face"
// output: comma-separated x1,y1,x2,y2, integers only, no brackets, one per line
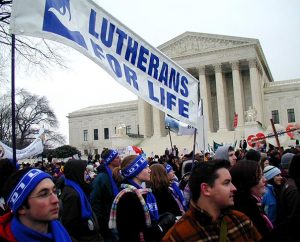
22,178,59,222
209,168,236,209
228,150,237,166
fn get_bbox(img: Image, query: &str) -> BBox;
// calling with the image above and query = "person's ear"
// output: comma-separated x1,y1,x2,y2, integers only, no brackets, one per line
18,205,27,215
200,183,211,196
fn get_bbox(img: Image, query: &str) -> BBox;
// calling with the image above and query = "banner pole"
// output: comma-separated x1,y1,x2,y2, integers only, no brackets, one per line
167,127,173,152
11,34,17,165
192,81,201,167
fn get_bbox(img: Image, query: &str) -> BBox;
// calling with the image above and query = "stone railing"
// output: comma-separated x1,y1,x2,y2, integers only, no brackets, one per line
127,133,144,138
264,79,300,88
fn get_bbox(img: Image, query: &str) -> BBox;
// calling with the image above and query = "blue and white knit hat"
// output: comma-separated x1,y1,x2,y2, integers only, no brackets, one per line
7,169,52,212
103,149,119,164
263,165,281,181
165,164,173,173
121,155,148,178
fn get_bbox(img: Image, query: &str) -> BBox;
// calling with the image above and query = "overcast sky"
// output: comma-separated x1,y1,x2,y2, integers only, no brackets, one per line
13,0,300,143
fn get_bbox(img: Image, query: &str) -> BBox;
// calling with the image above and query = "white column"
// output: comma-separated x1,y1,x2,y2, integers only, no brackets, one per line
199,66,212,132
152,107,167,136
249,59,263,123
215,64,228,131
231,61,245,128
138,98,153,137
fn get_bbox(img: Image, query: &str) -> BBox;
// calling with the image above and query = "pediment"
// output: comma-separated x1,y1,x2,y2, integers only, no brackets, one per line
158,32,258,58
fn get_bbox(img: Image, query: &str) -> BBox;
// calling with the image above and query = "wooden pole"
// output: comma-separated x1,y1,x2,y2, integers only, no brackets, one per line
270,118,282,158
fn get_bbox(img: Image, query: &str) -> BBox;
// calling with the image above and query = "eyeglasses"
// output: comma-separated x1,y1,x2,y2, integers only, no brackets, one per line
29,189,58,199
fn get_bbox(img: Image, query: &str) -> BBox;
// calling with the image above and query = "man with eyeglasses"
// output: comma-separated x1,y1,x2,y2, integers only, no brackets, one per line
0,168,71,241
215,145,237,166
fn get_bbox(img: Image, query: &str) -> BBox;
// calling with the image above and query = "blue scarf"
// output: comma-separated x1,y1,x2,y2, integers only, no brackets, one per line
12,216,71,242
64,178,92,219
105,164,119,197
170,182,187,211
127,179,159,221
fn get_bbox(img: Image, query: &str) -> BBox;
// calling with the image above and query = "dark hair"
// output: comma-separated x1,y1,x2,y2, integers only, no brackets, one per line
0,159,16,197
289,154,300,192
245,149,261,162
230,160,262,194
3,167,35,210
188,159,230,202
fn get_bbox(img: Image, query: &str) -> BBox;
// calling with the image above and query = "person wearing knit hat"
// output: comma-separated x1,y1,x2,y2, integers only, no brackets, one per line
109,155,176,241
0,168,71,242
262,165,283,225
90,148,121,240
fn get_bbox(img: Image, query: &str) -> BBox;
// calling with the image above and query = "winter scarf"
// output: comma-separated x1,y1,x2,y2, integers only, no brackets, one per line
105,164,119,197
109,184,152,232
12,216,71,242
64,178,92,219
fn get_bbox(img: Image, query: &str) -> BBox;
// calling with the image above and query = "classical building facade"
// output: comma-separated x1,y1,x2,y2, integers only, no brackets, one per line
68,32,300,155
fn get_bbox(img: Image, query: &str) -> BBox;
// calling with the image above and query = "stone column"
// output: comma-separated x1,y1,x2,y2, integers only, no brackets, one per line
138,98,153,137
152,107,167,136
231,61,245,128
249,59,263,123
214,64,228,131
199,66,212,132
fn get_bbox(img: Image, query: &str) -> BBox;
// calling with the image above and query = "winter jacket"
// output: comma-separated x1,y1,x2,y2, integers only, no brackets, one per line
0,212,16,242
90,164,116,240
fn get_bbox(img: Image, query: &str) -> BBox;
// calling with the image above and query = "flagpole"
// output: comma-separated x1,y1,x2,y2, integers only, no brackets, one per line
11,34,17,165
192,81,201,167
166,126,173,152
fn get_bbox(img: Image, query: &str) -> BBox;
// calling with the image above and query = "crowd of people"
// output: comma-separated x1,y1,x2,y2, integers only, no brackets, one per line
0,143,299,241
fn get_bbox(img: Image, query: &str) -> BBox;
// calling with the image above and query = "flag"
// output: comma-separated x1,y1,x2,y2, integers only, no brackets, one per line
213,141,223,152
233,112,238,129
10,0,199,127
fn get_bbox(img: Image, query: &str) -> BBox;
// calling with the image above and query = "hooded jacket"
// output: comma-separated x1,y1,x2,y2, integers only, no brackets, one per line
60,159,101,242
215,145,231,161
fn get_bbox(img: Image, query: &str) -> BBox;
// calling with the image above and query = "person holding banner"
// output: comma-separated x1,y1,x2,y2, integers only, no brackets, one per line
0,168,71,242
109,155,176,241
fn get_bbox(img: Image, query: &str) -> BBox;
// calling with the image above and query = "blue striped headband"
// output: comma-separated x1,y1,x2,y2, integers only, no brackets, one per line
121,155,148,178
7,169,52,212
103,150,119,164
165,164,173,173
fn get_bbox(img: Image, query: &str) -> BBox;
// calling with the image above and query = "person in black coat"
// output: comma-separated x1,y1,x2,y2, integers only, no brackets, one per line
230,160,273,239
60,159,102,242
149,163,184,217
110,155,176,241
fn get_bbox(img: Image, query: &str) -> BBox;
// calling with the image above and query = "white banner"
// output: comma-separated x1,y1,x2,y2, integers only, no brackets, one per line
10,0,199,126
165,115,195,136
0,136,44,160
